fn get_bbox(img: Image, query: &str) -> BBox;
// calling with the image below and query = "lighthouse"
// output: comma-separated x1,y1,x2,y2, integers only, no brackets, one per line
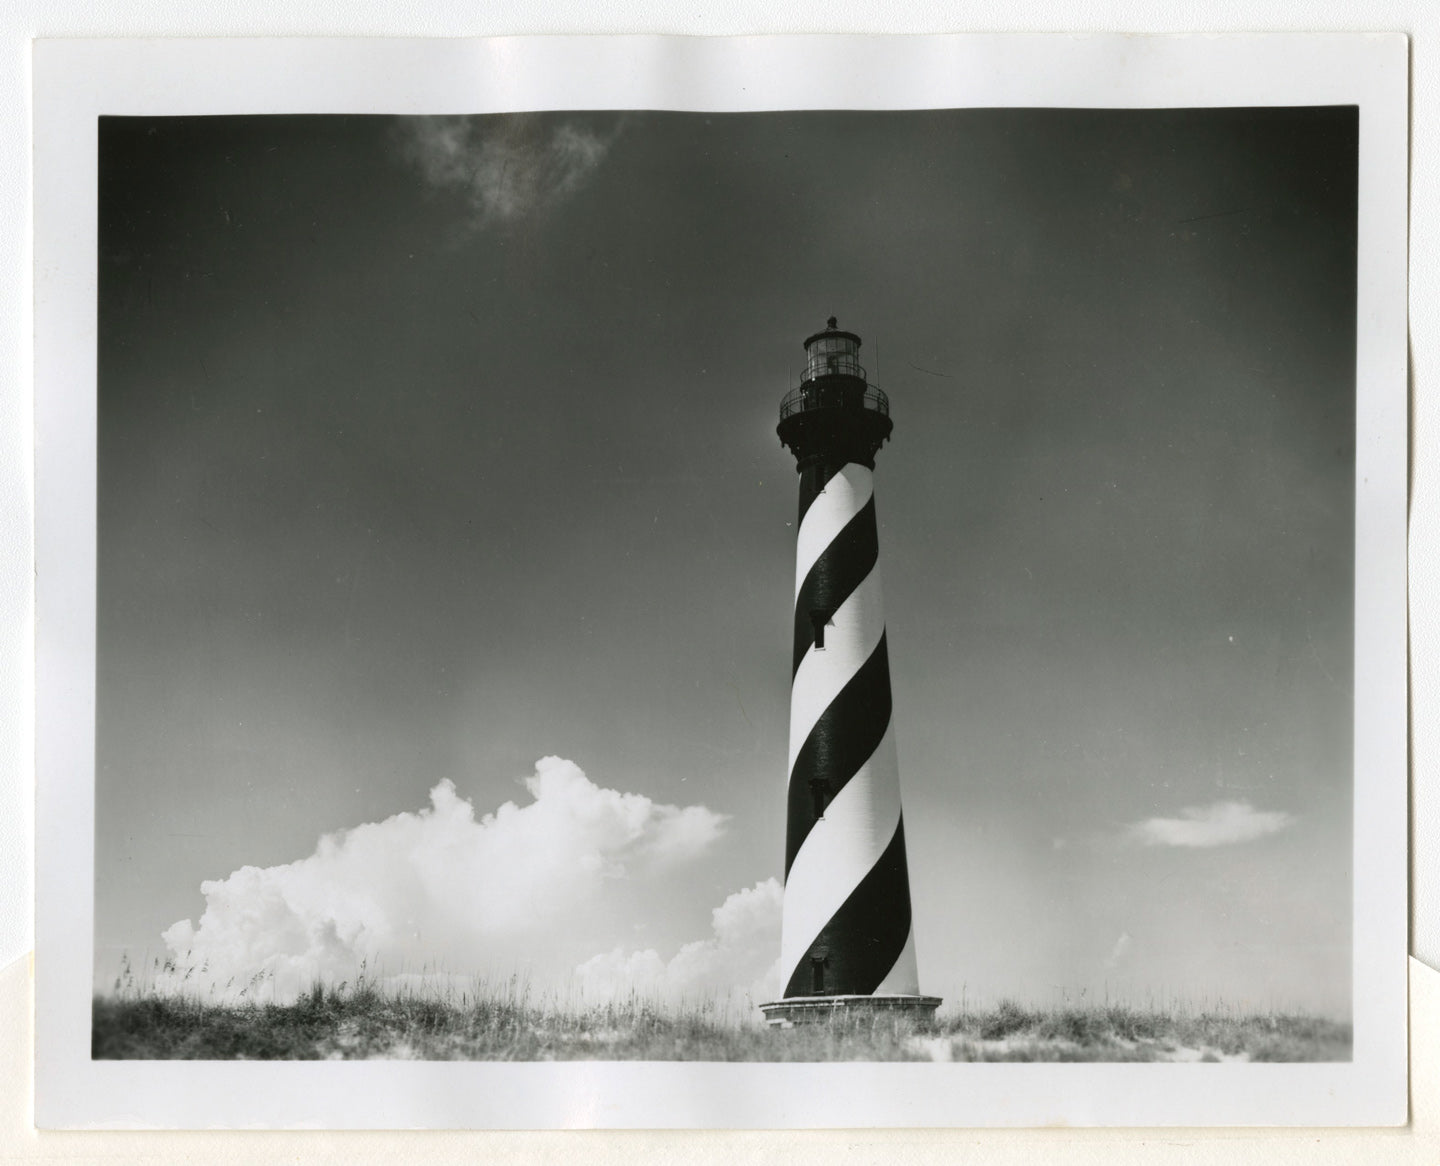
760,319,941,1026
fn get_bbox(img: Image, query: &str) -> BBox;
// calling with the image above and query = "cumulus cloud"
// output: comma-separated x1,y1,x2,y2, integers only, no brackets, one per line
575,878,784,1011
397,116,613,225
159,757,726,1002
1126,800,1294,849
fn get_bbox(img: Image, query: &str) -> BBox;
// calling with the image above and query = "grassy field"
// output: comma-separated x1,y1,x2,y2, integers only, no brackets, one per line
91,980,1352,1062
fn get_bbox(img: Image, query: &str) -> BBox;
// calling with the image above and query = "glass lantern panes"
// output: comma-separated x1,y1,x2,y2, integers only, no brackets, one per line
803,334,863,382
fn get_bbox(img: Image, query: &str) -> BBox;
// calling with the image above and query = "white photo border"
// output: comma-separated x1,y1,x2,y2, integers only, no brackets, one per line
33,33,1410,1129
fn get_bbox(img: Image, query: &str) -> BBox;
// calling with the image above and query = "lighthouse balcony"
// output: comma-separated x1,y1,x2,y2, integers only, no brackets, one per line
779,379,890,422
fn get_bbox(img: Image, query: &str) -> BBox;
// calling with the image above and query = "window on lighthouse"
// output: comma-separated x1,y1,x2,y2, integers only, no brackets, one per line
810,955,828,995
810,607,833,649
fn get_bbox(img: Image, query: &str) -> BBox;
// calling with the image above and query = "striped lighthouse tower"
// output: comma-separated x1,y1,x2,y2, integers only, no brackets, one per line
760,319,940,1026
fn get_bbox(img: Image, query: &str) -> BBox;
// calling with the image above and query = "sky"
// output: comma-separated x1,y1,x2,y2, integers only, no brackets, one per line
95,107,1357,1016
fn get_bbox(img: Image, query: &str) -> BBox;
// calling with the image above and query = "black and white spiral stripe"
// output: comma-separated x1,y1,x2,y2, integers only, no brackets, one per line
779,461,920,999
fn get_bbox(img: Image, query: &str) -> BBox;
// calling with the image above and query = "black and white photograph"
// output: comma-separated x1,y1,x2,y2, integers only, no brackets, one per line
32,35,1409,1129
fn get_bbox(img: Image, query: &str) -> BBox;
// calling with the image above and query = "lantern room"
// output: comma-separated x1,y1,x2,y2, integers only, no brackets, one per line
778,316,892,473
802,317,865,383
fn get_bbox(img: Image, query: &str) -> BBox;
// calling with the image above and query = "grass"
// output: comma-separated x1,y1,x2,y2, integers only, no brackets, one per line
91,975,1352,1062
937,998,1352,1062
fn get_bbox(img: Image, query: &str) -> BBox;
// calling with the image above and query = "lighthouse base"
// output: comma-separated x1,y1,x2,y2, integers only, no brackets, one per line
758,994,942,1028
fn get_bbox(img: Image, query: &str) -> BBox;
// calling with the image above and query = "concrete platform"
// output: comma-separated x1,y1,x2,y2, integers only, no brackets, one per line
759,994,943,1027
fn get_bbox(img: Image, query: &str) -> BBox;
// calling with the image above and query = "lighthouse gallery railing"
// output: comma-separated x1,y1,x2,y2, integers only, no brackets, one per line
778,381,890,422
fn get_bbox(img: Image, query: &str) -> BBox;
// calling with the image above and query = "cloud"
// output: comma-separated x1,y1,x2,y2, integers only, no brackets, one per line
1126,800,1294,848
158,757,726,1002
397,116,612,225
575,879,784,1011
1104,932,1133,969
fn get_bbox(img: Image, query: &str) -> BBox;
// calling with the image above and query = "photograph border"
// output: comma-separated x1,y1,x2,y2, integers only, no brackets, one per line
33,32,1409,1128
